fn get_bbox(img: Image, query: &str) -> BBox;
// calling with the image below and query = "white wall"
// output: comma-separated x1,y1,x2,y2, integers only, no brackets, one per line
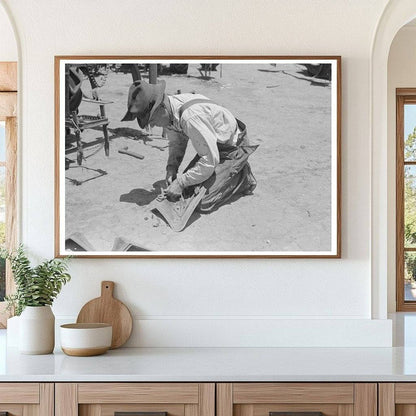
0,3,17,61
0,0,393,346
387,25,416,312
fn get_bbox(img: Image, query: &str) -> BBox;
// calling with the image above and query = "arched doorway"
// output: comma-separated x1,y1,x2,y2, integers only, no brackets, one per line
371,0,416,319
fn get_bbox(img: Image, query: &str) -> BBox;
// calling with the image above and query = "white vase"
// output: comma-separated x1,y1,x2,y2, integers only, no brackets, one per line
19,306,55,354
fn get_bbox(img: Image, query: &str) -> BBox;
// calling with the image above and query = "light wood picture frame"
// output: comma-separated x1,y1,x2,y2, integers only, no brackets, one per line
55,56,341,258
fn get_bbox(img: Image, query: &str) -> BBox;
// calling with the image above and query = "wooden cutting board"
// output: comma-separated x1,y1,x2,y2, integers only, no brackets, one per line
76,281,133,349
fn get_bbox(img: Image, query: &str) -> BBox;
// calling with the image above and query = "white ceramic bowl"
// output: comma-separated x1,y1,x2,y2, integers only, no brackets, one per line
60,323,112,356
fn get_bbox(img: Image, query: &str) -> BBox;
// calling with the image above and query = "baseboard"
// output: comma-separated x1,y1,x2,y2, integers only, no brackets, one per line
55,317,392,347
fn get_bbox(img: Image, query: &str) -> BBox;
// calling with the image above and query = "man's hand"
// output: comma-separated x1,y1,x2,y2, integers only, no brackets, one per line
91,88,99,100
166,179,183,201
166,167,177,186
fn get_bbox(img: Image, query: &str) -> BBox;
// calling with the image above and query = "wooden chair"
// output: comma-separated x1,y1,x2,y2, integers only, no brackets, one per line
65,67,112,166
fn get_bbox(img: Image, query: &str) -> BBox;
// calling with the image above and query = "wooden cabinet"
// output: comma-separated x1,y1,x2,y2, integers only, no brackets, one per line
0,381,385,416
55,383,215,416
217,383,377,416
0,383,53,416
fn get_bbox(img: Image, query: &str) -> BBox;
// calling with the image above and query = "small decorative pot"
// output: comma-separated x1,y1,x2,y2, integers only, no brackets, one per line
19,306,55,354
60,323,112,356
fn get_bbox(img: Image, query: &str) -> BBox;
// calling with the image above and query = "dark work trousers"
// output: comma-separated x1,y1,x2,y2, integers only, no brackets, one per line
183,119,258,213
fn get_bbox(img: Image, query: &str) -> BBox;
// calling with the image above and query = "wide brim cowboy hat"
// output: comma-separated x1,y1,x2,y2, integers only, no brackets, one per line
121,79,166,129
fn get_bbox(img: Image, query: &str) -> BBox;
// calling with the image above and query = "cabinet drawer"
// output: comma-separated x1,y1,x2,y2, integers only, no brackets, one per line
0,383,39,404
78,383,200,404
233,384,354,404
56,383,215,416
217,383,376,416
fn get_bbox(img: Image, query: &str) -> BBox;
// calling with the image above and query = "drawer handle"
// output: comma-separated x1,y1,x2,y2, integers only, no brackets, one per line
270,413,324,416
115,412,167,416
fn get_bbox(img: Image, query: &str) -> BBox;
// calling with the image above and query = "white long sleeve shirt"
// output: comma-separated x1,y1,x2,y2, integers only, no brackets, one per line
166,94,240,188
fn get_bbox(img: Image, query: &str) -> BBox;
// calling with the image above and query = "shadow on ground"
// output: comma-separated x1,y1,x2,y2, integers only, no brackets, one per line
120,180,166,206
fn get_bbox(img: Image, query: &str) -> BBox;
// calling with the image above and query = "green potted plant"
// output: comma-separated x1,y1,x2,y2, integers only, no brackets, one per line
1,245,71,354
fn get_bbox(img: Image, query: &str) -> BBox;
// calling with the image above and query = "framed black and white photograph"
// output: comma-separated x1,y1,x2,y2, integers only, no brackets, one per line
55,56,341,258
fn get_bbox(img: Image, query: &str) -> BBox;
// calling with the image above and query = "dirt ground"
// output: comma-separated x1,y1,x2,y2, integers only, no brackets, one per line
64,63,333,253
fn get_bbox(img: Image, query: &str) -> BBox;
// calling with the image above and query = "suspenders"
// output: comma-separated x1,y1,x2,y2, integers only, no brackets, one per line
178,98,216,119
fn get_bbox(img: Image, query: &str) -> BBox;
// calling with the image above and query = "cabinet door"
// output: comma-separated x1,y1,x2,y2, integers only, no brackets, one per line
0,383,53,416
379,383,416,416
217,383,377,416
56,383,215,416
